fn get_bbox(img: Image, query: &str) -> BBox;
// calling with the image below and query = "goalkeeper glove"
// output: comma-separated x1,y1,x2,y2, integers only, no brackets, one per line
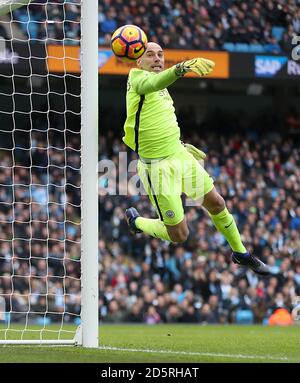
175,58,215,77
184,143,206,161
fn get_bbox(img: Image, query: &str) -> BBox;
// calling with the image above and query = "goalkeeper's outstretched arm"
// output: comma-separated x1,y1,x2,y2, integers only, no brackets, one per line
131,58,215,95
130,67,180,95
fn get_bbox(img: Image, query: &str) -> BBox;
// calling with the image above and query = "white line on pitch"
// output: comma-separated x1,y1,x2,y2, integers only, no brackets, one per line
99,345,290,361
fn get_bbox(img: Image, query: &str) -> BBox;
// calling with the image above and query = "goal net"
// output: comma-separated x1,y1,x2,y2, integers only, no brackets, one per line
0,0,98,346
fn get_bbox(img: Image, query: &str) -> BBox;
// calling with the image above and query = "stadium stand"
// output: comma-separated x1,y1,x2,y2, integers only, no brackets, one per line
0,0,298,54
0,0,81,43
98,0,299,53
0,130,81,324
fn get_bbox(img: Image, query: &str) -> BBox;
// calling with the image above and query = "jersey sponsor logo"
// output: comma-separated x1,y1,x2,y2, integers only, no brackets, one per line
165,210,175,218
255,55,287,77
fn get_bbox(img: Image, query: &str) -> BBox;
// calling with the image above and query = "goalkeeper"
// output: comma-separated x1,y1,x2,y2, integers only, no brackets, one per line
123,42,270,276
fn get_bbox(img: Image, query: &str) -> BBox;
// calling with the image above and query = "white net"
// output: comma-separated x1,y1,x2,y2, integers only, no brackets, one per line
0,1,82,342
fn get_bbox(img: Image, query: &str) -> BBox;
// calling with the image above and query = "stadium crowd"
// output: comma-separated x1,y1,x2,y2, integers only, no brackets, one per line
0,105,300,325
0,0,81,43
0,0,298,54
99,0,300,52
0,126,82,324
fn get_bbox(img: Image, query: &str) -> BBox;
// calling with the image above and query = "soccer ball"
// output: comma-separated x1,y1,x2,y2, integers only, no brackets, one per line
111,25,148,62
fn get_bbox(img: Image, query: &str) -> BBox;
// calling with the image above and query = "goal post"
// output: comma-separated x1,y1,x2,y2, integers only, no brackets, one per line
80,0,99,348
0,0,99,347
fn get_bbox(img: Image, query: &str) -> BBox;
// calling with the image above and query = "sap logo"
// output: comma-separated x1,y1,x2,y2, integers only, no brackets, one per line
255,56,287,77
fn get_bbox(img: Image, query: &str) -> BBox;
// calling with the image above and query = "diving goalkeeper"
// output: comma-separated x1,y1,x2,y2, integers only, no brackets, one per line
123,42,270,276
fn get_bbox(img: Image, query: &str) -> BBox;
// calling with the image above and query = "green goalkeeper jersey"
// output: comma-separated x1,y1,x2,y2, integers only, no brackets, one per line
123,67,182,158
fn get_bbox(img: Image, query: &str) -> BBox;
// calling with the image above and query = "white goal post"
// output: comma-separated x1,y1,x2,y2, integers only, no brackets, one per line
0,0,99,347
80,0,99,348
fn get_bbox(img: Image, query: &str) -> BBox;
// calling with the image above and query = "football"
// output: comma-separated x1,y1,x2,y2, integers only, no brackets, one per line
111,25,148,62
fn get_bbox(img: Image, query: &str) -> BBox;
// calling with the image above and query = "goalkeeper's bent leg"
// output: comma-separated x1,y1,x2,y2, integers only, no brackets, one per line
203,188,246,253
209,207,247,253
135,217,172,241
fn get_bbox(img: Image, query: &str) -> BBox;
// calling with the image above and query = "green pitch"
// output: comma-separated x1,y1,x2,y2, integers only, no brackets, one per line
0,324,300,363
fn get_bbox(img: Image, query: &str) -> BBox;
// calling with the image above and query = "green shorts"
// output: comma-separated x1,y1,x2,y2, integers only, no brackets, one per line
137,144,214,226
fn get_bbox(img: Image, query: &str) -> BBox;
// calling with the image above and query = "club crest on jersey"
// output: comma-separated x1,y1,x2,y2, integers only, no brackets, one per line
165,210,175,218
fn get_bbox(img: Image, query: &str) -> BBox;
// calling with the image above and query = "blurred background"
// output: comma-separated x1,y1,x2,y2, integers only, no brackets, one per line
0,0,300,327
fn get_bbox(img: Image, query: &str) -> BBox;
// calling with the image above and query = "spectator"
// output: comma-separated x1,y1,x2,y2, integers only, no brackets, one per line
198,303,218,324
144,305,161,324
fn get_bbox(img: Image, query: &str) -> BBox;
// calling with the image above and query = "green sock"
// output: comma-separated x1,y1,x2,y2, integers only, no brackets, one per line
135,217,172,242
209,207,247,253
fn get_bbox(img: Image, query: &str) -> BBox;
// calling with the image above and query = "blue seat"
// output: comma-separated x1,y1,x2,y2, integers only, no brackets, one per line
28,21,39,39
36,316,52,325
235,309,254,324
16,14,29,35
262,317,269,325
265,43,282,54
272,26,284,41
223,42,235,51
74,317,81,325
249,43,265,53
235,43,250,52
